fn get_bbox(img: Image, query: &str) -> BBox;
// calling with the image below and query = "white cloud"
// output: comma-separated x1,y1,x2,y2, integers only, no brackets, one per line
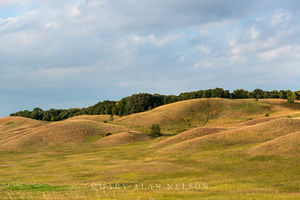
229,33,279,57
194,59,215,69
228,39,237,47
200,45,211,55
248,25,259,39
0,9,38,33
36,66,89,78
179,55,188,63
259,45,300,61
270,10,292,26
44,21,59,29
131,33,184,47
69,1,83,17
130,35,147,44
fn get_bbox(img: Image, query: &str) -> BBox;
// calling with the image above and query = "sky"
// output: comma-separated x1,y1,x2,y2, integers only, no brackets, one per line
0,0,300,116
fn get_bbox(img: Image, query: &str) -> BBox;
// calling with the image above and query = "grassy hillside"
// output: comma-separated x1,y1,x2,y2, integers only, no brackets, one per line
159,118,300,152
0,98,300,199
95,131,151,147
150,127,230,148
0,116,45,132
115,98,300,134
248,131,300,156
0,117,127,151
67,114,121,122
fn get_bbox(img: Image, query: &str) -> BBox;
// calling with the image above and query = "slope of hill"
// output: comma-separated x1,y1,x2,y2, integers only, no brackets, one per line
95,131,151,147
0,117,127,151
248,131,300,156
160,118,300,152
115,98,300,134
1,98,300,151
150,127,231,148
236,117,279,126
67,115,120,122
0,116,45,132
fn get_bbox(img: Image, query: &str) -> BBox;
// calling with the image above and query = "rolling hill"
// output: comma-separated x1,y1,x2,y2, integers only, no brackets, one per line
115,98,300,134
149,127,231,148
1,98,300,151
0,98,300,199
0,117,127,151
159,118,300,152
248,131,300,156
95,131,151,147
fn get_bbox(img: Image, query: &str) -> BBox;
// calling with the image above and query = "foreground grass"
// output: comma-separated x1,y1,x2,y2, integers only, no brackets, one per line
0,140,299,199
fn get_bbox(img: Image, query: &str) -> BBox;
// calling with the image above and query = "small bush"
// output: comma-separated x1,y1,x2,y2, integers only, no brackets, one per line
103,120,107,123
104,132,112,137
287,115,292,118
265,113,270,117
150,124,161,137
287,97,294,103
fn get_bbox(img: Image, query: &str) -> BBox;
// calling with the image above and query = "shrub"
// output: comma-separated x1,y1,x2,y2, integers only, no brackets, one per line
287,92,296,103
104,132,112,137
287,97,294,103
265,113,270,117
150,124,161,137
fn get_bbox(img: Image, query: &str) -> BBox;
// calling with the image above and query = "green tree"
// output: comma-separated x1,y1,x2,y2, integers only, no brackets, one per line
58,111,69,120
30,108,44,120
231,89,249,99
296,91,300,100
251,89,264,99
279,90,287,99
287,92,296,103
150,124,161,137
269,90,279,98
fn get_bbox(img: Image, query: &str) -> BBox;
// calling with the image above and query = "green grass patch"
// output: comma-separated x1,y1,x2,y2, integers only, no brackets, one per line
85,133,104,142
3,183,70,192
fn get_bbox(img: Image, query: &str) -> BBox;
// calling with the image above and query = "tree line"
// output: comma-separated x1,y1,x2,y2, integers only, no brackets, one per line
10,88,300,121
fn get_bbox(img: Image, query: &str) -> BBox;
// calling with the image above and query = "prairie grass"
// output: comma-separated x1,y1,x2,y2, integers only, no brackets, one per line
0,138,299,199
0,99,300,199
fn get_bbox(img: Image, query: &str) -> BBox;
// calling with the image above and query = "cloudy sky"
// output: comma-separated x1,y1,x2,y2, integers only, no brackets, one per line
1,0,300,116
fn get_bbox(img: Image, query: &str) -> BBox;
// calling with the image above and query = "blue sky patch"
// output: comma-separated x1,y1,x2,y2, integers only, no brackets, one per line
0,3,38,19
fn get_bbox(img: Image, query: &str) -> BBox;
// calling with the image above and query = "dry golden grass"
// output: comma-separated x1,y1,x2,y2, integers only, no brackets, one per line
260,99,300,115
0,116,44,132
161,118,300,152
67,114,120,122
95,131,151,147
1,100,300,199
248,131,300,156
2,99,300,152
115,98,232,132
237,117,280,126
0,117,127,151
115,98,300,134
150,127,231,148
